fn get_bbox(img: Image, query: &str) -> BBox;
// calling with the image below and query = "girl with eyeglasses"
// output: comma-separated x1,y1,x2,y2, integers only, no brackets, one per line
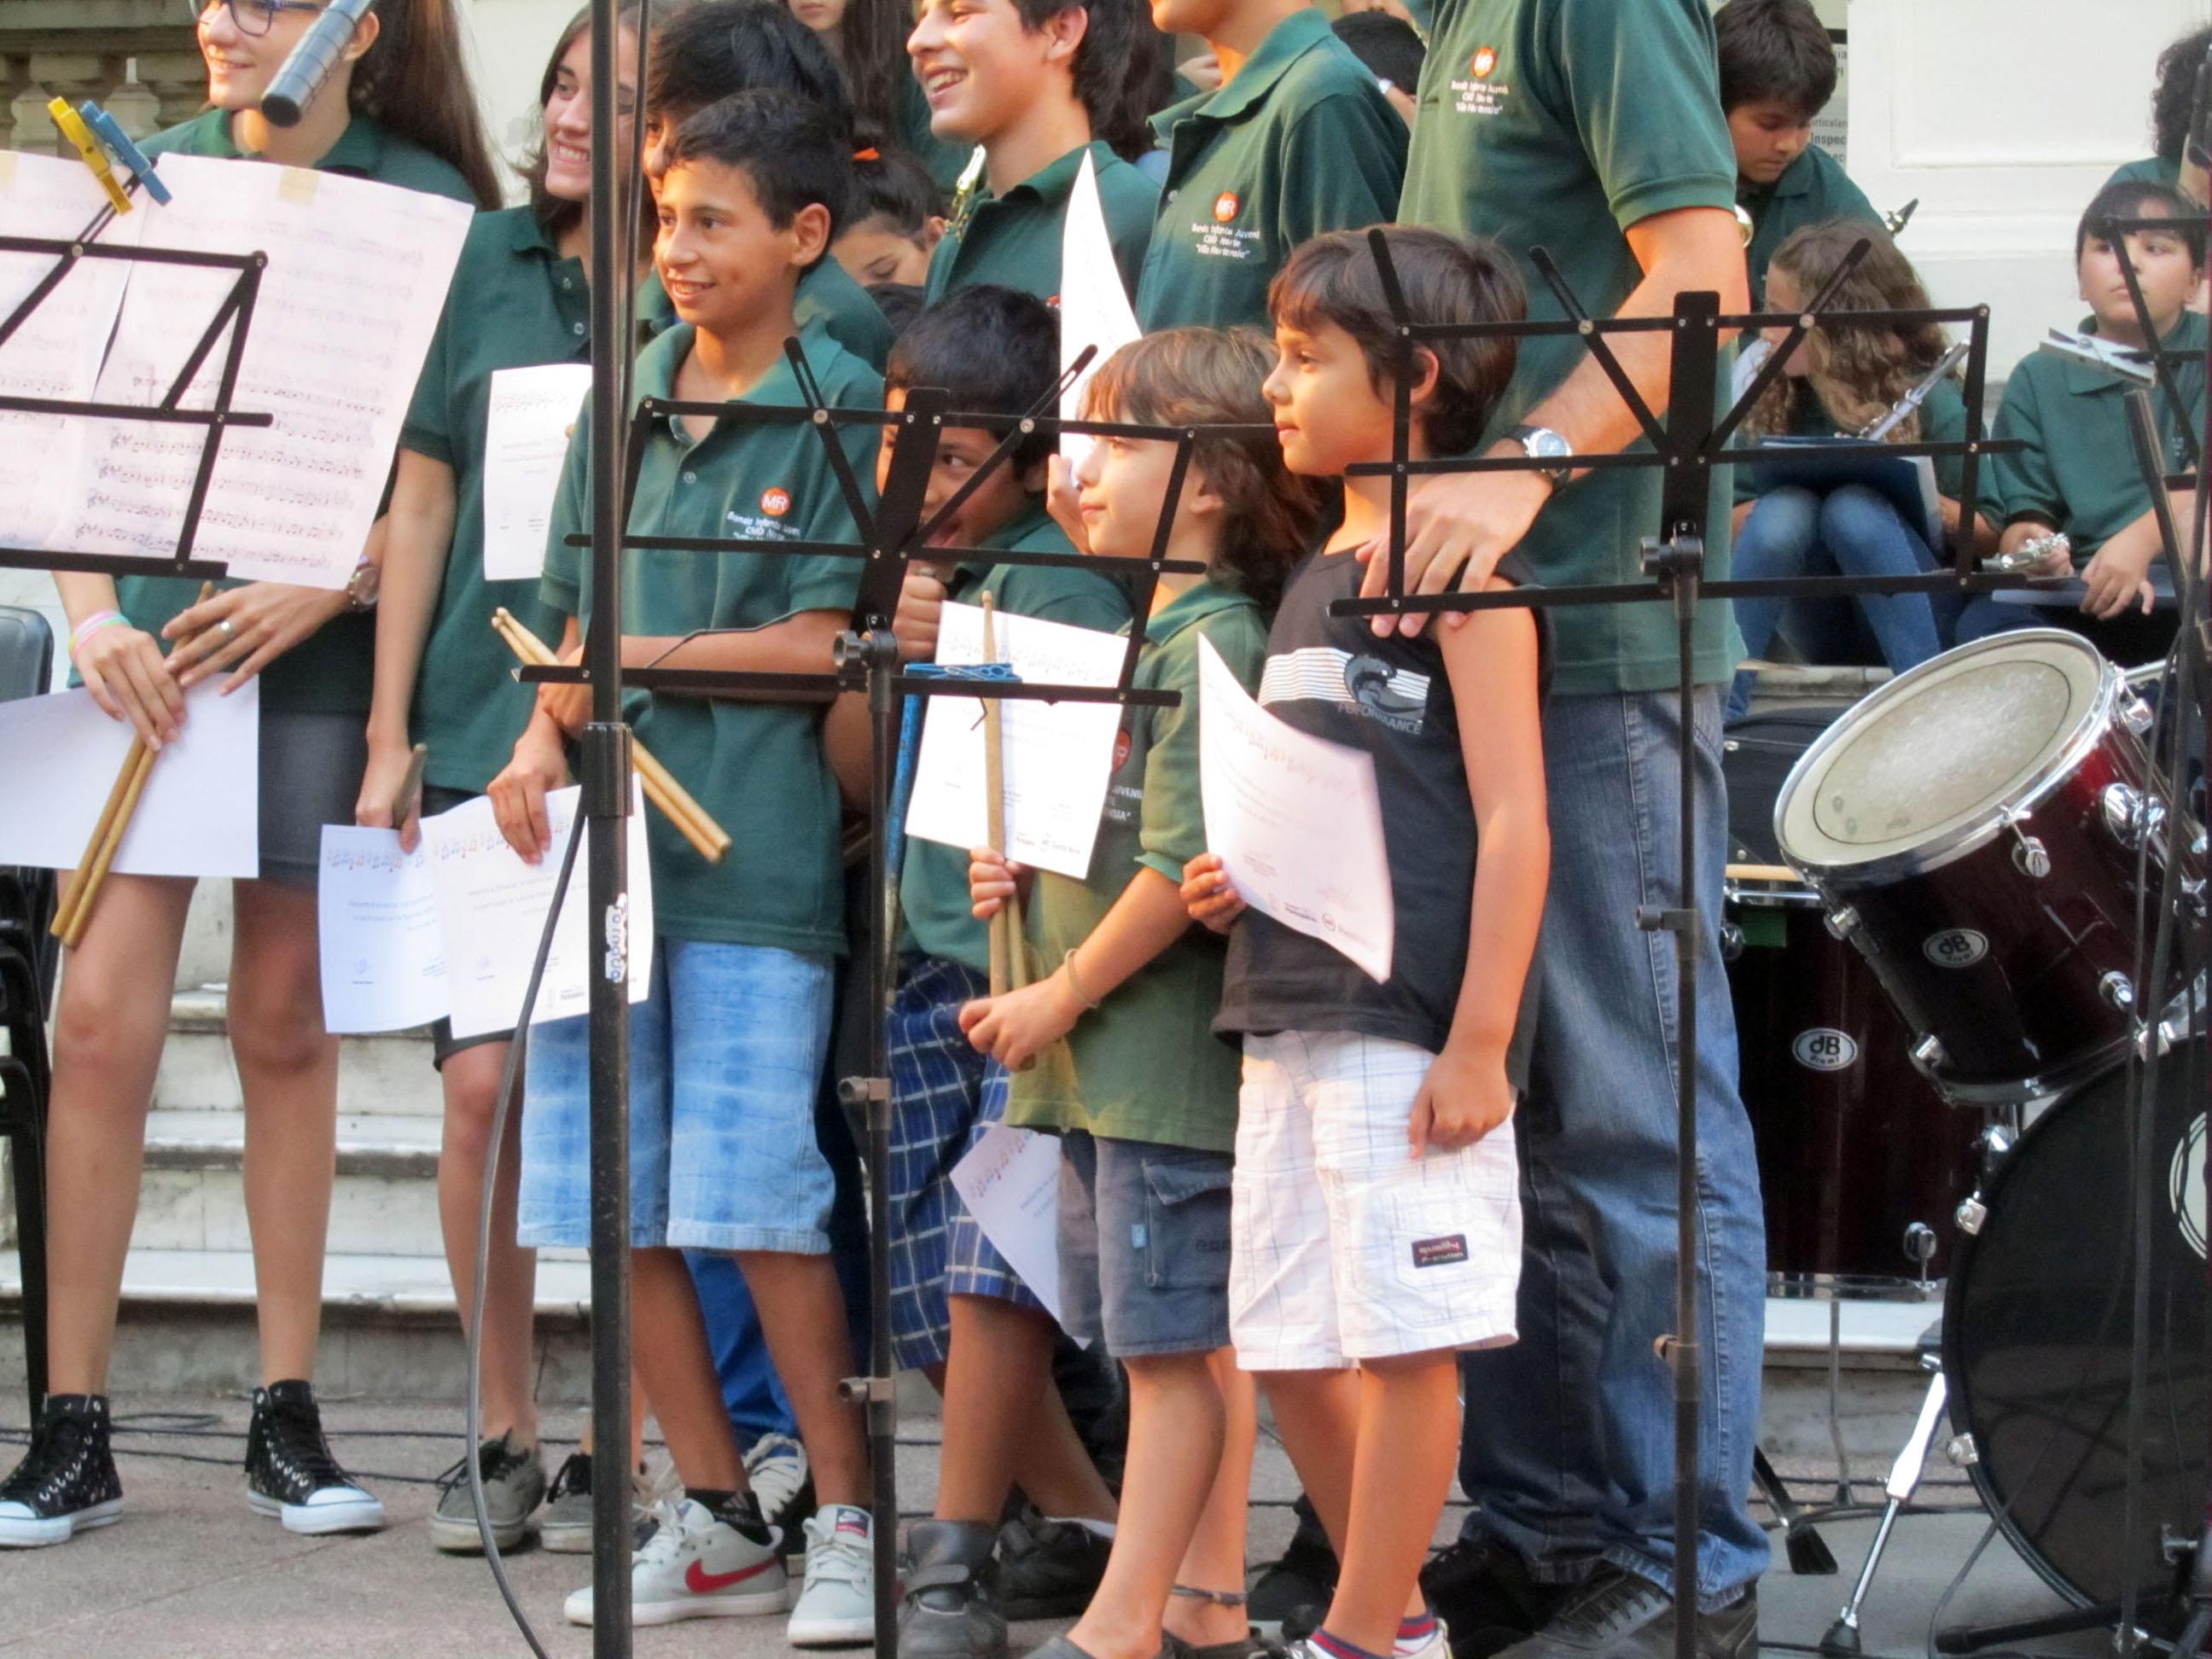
3,0,498,1552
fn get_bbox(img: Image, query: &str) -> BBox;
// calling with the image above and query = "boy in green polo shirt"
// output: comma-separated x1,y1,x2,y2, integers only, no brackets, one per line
1133,0,1405,333
1714,0,1876,303
489,90,880,1642
910,0,1159,303
1956,178,2207,656
882,286,1133,1659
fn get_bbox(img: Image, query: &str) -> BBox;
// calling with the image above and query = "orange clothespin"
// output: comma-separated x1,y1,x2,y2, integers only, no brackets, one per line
49,98,132,215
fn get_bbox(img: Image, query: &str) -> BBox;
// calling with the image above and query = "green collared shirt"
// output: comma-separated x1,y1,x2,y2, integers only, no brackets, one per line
1740,143,1877,304
2108,155,2183,191
796,259,897,372
1005,577,1266,1154
1400,0,1743,696
1135,8,1407,333
924,141,1158,306
899,504,1132,972
540,325,883,954
1990,311,2209,564
116,112,477,715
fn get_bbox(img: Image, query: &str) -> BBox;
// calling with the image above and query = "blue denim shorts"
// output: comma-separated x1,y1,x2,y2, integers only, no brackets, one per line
517,937,835,1252
1057,1132,1233,1358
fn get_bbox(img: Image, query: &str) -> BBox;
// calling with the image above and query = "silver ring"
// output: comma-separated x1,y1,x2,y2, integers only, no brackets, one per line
218,618,234,639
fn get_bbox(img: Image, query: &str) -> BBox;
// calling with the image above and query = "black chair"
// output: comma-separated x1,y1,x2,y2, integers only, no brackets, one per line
0,605,54,1422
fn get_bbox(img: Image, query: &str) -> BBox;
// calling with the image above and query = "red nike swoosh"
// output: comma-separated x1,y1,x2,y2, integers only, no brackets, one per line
685,1556,777,1593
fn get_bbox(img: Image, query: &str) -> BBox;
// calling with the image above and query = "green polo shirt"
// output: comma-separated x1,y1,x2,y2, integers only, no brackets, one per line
115,111,477,715
541,324,882,954
1990,311,2209,566
899,504,1132,972
1401,0,1742,696
1740,143,1876,304
1736,375,2000,524
1135,9,1406,333
1004,578,1265,1154
2108,155,2183,191
923,141,1157,305
896,73,979,196
797,259,897,371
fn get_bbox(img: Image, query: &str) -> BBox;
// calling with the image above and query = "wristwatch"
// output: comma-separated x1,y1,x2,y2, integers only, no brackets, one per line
345,555,381,612
1508,422,1574,484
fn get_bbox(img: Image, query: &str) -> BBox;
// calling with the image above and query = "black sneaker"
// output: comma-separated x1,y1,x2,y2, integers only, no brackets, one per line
0,1394,123,1548
1421,1533,1574,1659
244,1380,387,1534
901,1518,1009,1659
429,1431,547,1553
540,1451,595,1555
997,1505,1113,1620
1248,1496,1337,1639
1493,1568,1755,1659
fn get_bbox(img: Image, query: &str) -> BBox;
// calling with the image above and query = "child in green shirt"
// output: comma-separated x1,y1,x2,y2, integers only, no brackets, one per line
489,90,879,1643
963,330,1321,1659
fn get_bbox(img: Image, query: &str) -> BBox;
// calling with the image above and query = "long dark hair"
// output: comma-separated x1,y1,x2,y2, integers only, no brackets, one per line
349,0,503,207
2152,25,2212,162
818,0,911,138
521,3,659,244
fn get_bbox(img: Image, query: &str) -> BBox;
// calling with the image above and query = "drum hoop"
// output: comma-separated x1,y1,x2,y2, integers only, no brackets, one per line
1775,630,2122,885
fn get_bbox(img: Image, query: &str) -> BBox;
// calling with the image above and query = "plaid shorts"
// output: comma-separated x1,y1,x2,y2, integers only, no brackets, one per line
888,956,1042,1371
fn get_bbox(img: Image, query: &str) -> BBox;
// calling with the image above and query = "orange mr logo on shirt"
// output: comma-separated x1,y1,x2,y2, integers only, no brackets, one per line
1213,190,1241,224
1470,45,1499,78
760,486,793,517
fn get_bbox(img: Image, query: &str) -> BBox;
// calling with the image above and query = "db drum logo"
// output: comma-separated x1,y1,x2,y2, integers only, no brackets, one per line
1792,1027,1858,1072
1213,190,1241,224
1923,928,1988,969
2171,1114,2207,1260
760,486,792,517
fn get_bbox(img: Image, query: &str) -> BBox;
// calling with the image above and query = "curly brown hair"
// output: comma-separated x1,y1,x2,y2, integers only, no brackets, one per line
1748,218,1950,443
1083,329,1321,613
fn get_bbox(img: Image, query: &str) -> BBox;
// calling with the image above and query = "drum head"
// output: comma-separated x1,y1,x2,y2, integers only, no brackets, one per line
1778,632,2108,873
1943,1049,2208,1609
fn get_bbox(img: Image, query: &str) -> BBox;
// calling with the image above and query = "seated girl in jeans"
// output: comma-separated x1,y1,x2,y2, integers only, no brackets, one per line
1727,220,1998,720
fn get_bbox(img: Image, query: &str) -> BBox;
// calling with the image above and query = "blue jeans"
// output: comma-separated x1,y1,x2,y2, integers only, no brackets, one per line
1456,687,1769,1607
1726,484,1950,721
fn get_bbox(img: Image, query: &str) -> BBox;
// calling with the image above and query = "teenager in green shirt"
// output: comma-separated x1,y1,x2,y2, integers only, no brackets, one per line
491,91,880,1640
963,329,1322,1659
1957,179,2207,655
9,0,497,1552
910,0,1159,303
1133,0,1406,333
1714,0,1876,303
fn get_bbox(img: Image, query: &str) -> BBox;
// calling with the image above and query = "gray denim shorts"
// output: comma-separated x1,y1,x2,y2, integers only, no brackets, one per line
1057,1131,1233,1359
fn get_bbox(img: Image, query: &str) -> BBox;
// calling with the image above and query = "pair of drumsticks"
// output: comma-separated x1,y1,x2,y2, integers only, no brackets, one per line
489,607,731,864
49,583,220,948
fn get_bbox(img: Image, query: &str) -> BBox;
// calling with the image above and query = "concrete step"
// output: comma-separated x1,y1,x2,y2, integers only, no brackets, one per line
156,988,445,1119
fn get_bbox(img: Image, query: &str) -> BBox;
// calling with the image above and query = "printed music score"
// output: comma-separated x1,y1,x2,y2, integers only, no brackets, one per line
482,363,592,581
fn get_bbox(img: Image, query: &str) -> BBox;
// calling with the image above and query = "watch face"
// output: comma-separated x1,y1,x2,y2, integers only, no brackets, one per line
1525,428,1571,461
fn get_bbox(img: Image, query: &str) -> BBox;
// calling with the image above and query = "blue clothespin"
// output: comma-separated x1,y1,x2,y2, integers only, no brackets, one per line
79,102,172,206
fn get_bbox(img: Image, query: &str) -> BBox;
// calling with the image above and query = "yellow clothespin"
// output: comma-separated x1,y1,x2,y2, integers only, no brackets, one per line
49,98,132,215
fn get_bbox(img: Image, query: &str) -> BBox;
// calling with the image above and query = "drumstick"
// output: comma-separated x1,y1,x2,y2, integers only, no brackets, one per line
52,583,220,946
391,742,429,824
981,594,1015,997
490,608,731,863
1722,862,1802,887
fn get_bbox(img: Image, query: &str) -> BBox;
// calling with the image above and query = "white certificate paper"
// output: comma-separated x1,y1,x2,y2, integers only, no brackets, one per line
482,363,591,580
0,680,259,879
1197,635,1394,982
317,826,445,1034
950,1125,1063,1323
1057,148,1142,463
418,783,655,1040
903,602,1127,879
67,154,472,586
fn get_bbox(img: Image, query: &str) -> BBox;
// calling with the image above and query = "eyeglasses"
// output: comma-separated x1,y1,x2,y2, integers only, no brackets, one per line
203,0,326,37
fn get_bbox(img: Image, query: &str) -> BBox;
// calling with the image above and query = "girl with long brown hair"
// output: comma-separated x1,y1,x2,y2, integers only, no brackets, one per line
3,0,497,1550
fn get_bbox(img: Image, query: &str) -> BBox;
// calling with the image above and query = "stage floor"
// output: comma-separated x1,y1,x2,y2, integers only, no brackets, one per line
0,1394,2102,1658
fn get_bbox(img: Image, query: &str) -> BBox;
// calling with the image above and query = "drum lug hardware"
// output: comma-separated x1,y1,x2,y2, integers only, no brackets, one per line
1720,921,1744,963
1902,1222,1938,1289
2005,819,2050,879
1911,1033,1948,1074
1956,1195,1988,1236
2122,694,2155,736
1946,1433,1979,1467
2100,970,2136,1011
1825,905,1860,942
2100,782,2166,850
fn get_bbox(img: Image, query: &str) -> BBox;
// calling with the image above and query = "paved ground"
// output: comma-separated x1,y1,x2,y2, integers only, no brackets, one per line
0,1394,2101,1658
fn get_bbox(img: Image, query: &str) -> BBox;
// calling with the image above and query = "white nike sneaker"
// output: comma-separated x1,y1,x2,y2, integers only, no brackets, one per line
787,1504,876,1647
562,1497,791,1627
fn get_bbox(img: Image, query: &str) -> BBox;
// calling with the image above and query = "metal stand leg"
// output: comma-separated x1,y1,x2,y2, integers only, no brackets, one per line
1754,1447,1838,1575
1829,1301,1855,1505
1821,1370,1948,1655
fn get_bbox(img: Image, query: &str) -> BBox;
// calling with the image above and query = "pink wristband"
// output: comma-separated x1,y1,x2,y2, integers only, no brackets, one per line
68,610,125,663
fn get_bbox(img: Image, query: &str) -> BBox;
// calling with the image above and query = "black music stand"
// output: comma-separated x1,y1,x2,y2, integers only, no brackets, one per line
1328,227,2026,1659
522,341,1228,1659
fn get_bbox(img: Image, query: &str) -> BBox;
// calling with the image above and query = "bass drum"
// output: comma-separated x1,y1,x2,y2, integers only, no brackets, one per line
1942,1049,2209,1608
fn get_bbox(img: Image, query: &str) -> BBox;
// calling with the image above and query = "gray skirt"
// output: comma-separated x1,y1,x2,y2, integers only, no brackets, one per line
256,708,369,888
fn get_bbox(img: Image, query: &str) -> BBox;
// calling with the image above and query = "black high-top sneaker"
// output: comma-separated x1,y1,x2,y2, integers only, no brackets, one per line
0,1394,123,1547
245,1380,387,1535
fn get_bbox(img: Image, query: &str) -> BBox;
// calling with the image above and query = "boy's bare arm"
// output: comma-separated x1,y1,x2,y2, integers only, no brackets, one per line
619,608,847,687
